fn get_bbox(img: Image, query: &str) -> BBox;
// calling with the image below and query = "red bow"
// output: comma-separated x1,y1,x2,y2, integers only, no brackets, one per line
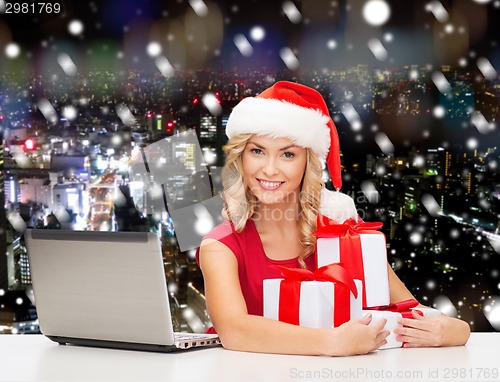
275,263,358,327
365,299,420,319
313,217,383,238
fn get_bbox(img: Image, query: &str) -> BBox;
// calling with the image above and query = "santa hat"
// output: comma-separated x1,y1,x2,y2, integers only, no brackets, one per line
226,81,342,190
226,81,358,223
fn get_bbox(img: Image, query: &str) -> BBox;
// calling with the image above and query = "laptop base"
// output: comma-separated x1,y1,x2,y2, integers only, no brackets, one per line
47,336,220,353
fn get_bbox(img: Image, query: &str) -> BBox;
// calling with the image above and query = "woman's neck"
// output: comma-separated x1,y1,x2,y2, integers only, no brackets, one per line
252,200,301,234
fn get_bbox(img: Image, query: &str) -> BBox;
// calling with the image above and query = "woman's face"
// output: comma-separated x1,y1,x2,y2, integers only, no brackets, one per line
242,135,307,206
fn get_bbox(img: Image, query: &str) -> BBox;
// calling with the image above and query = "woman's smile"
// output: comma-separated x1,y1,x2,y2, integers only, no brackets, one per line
256,178,285,191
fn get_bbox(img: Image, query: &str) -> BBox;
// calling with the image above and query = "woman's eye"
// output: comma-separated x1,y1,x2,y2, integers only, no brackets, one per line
250,148,262,155
282,151,295,158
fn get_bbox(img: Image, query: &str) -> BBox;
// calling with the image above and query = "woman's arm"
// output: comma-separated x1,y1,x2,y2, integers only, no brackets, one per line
387,263,470,347
199,238,389,356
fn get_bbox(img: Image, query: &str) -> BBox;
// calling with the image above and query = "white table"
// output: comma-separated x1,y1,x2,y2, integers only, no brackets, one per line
0,333,499,381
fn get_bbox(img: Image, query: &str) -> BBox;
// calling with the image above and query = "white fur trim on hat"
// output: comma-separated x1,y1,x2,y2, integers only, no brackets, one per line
226,97,331,159
319,188,359,223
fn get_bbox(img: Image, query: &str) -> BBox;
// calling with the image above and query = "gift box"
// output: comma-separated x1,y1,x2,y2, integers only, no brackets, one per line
314,215,390,308
364,299,442,349
263,264,363,328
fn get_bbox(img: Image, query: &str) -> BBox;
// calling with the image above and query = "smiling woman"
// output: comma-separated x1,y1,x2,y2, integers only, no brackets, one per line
196,81,470,356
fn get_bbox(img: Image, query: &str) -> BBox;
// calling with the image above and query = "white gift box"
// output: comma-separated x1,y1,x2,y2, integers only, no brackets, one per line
263,279,363,328
316,233,390,308
364,307,441,350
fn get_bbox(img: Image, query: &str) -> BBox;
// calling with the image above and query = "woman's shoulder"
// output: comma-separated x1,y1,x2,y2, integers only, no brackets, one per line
202,219,237,242
202,218,255,242
198,219,255,264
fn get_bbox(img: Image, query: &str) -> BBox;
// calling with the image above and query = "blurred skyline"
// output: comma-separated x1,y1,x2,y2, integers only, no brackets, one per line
1,0,499,333
1,0,499,74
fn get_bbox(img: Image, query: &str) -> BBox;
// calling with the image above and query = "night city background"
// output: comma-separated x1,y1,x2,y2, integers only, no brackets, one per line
0,0,499,334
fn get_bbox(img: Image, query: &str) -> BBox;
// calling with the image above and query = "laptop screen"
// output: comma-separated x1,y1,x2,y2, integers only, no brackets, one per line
25,229,176,346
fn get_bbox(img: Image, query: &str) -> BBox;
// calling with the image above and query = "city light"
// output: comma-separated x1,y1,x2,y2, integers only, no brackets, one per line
24,139,35,150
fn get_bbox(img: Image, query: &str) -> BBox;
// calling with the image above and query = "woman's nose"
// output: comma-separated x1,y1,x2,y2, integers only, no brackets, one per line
262,158,279,176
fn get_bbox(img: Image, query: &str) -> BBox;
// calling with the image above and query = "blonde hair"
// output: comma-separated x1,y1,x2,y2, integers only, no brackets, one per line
221,134,324,268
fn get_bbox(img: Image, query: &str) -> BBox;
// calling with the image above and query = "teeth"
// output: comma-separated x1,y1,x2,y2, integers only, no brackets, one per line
259,180,282,188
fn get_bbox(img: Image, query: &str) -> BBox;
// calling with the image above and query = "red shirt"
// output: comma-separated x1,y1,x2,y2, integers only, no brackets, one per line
196,219,316,316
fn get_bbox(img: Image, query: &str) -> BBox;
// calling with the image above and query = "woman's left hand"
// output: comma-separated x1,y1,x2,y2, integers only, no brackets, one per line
393,310,471,348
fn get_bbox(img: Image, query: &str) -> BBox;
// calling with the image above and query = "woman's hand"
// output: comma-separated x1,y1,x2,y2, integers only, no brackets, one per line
394,310,471,348
325,314,390,356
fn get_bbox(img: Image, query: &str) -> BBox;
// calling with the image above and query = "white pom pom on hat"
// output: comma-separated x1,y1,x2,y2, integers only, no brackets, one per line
319,188,359,223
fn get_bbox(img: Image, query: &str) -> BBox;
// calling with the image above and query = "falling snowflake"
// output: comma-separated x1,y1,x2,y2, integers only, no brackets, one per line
282,1,302,24
471,111,494,134
483,296,500,330
434,295,458,317
168,282,178,295
189,0,209,17
375,165,386,176
327,39,337,50
250,26,265,41
361,180,380,203
111,134,122,147
466,138,478,150
7,212,27,233
37,98,58,124
374,132,395,155
367,38,388,61
194,204,214,235
68,20,84,35
187,249,197,260
57,53,78,76
115,104,136,126
383,33,393,42
422,194,441,216
341,103,362,131
444,23,454,34
409,232,423,245
155,56,175,77
233,34,253,57
279,47,299,70
425,1,449,22
5,43,21,58
362,0,391,26
433,105,446,119
431,72,451,94
62,105,78,121
54,206,71,223
146,42,162,57
201,93,222,116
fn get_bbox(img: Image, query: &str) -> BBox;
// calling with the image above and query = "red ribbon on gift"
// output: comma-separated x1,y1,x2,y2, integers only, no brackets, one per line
365,299,423,347
365,298,420,319
314,216,383,238
313,215,383,308
275,263,358,327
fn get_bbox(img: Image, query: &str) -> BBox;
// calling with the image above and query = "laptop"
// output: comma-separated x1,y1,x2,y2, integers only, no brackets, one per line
24,229,220,352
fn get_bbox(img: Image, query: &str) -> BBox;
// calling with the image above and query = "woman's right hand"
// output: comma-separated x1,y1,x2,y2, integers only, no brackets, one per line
323,314,389,356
